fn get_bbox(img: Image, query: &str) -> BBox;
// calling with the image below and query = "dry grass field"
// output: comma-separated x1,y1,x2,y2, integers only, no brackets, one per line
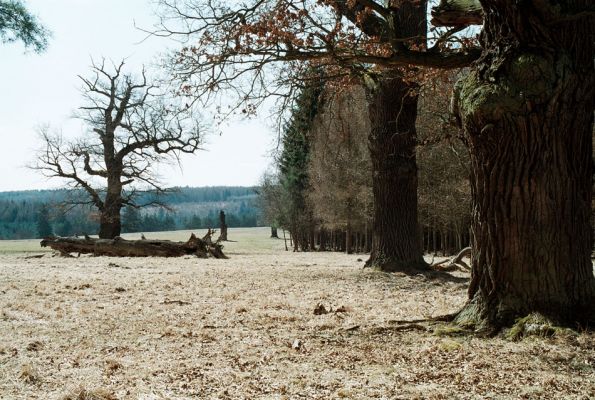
0,227,593,399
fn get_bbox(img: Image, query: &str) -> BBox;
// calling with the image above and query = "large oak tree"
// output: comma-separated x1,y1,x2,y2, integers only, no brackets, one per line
35,60,201,239
446,0,595,329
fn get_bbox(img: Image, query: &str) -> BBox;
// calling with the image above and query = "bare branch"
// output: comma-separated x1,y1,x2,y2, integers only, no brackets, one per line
34,60,204,237
151,0,480,130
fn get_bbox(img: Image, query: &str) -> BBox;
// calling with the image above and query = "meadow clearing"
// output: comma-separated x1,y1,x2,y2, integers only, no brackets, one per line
0,227,593,399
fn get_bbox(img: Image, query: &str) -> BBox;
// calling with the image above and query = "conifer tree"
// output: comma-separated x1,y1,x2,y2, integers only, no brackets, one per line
278,74,325,250
0,0,49,52
36,204,52,238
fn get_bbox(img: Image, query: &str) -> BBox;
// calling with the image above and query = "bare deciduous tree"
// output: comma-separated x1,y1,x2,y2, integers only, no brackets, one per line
34,60,202,238
307,84,372,253
416,73,471,255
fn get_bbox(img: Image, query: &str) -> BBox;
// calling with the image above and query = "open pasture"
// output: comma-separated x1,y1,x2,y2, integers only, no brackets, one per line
0,228,593,399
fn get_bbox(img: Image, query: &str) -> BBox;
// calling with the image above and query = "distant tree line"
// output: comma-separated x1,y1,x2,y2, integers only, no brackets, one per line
0,186,262,239
121,205,260,234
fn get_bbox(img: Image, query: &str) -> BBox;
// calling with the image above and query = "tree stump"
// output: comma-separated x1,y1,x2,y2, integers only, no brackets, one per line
219,210,228,241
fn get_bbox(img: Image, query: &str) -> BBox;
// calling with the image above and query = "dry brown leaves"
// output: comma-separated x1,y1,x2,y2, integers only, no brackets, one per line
0,228,593,399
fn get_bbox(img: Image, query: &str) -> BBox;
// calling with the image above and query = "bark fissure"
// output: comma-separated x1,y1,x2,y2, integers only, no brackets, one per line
364,71,427,272
362,1,429,272
455,0,595,329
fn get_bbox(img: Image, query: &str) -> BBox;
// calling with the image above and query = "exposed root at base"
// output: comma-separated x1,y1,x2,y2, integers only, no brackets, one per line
364,256,431,274
386,313,578,341
453,302,589,339
431,247,471,271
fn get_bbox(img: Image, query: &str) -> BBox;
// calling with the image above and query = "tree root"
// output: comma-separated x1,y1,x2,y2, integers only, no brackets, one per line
364,256,431,274
368,324,428,334
431,247,471,271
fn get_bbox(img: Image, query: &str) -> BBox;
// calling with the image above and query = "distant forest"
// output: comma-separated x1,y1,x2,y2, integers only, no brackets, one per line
0,186,262,239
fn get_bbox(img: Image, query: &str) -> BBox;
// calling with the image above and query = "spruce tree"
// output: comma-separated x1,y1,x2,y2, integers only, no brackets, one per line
278,73,324,250
122,206,142,233
36,204,52,238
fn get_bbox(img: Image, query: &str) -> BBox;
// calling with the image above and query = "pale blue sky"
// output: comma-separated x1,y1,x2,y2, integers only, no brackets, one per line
0,0,275,191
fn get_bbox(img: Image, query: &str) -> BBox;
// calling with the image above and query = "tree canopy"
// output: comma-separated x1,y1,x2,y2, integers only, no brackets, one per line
0,0,49,52
154,0,481,118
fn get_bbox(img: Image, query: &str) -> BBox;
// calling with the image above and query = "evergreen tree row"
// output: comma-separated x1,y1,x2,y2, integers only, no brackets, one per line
0,186,262,239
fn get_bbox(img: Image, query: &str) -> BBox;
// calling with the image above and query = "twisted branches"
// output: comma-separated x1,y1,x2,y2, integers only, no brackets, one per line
33,59,202,214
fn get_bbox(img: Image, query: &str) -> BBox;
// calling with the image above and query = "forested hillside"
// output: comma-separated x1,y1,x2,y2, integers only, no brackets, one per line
0,186,261,239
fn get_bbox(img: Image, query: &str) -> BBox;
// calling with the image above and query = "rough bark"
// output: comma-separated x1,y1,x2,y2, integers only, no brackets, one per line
41,232,227,259
98,209,121,239
454,0,595,330
98,180,123,239
364,70,427,272
362,1,429,272
431,0,483,27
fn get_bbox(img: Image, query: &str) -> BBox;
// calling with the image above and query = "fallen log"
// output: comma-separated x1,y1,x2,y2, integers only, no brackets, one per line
40,232,228,259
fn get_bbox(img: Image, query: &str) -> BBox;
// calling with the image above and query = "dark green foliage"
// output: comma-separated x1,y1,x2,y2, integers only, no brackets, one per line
0,199,40,239
0,0,49,52
53,215,73,237
279,79,323,203
35,203,52,238
184,214,202,229
0,187,263,239
160,210,177,231
274,74,325,250
122,206,142,233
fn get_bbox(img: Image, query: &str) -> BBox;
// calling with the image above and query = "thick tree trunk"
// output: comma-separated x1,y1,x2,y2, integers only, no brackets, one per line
98,189,122,239
364,72,427,272
270,226,279,238
363,1,428,272
454,0,595,329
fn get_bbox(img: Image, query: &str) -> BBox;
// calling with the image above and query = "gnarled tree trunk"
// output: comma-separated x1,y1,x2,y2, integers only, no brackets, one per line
454,0,595,330
98,182,123,239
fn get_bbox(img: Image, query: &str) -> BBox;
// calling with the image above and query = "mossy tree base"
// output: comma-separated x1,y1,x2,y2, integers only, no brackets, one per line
453,0,595,335
453,300,595,337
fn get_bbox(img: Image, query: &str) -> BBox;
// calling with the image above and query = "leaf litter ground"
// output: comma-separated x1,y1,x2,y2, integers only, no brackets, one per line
0,228,593,399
